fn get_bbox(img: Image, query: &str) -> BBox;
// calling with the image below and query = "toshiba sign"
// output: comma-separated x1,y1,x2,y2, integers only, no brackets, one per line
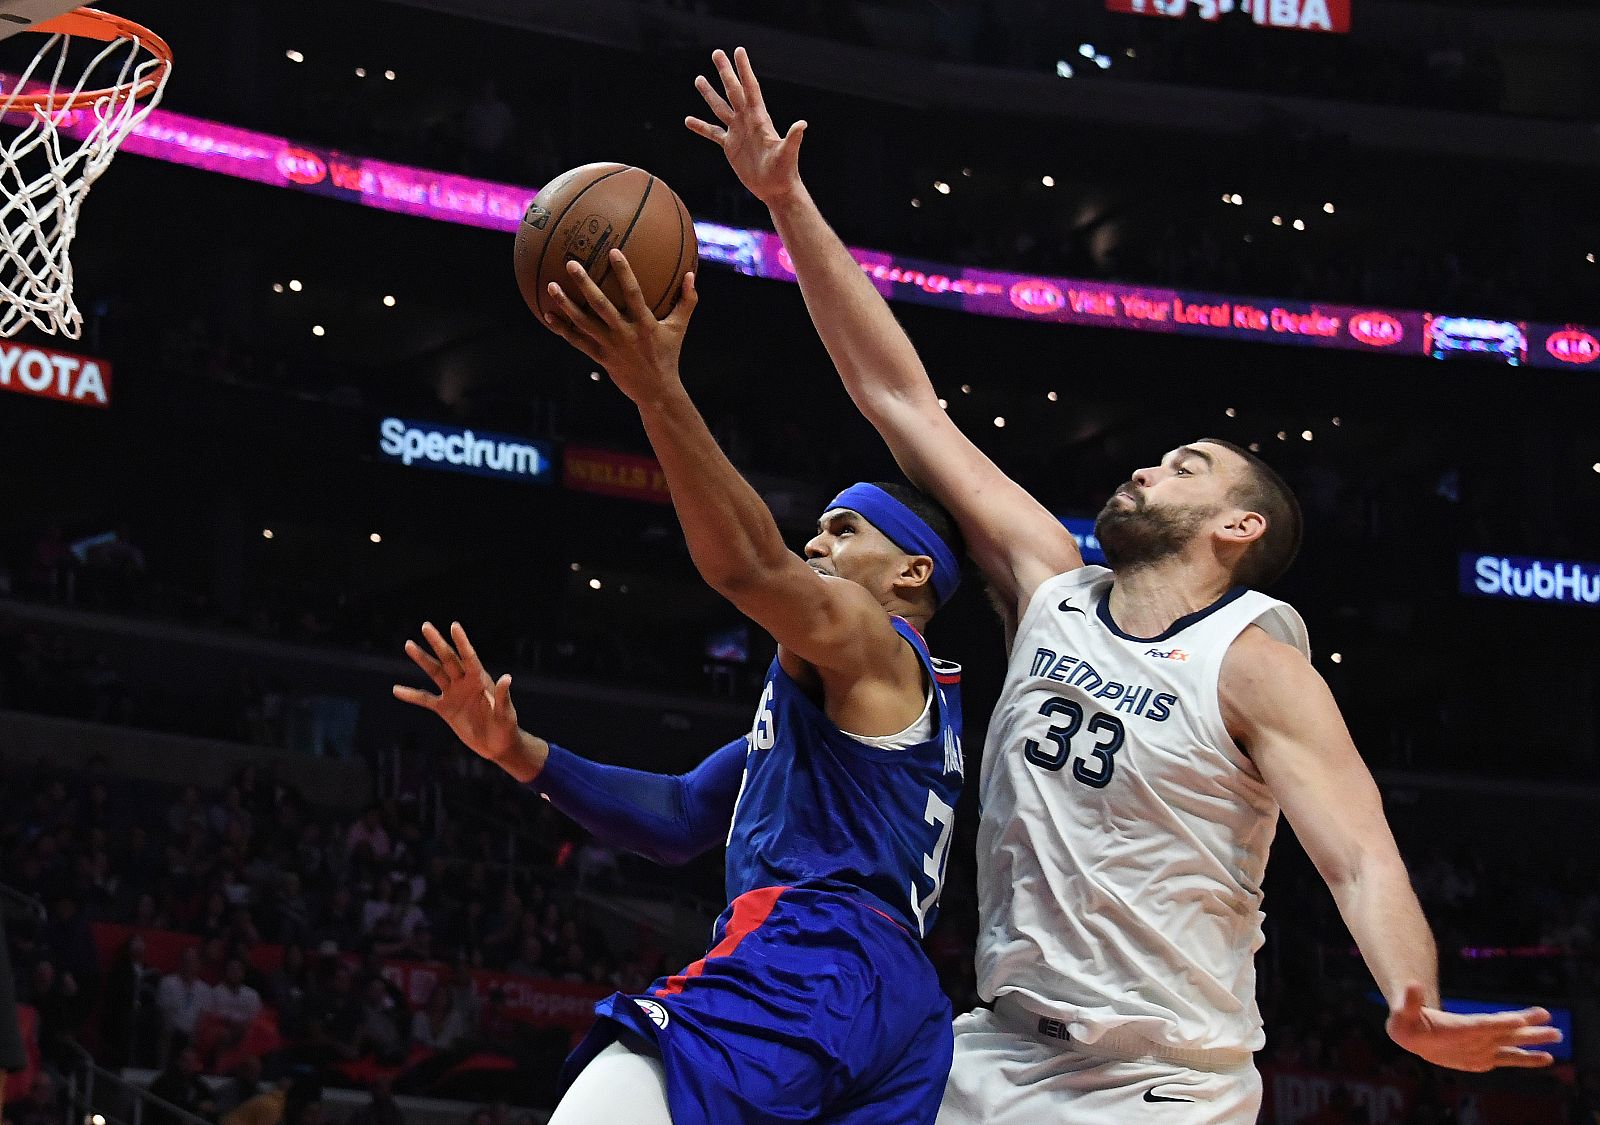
0,341,112,408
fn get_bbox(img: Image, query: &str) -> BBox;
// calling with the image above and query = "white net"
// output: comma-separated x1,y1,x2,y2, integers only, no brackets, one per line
0,13,169,338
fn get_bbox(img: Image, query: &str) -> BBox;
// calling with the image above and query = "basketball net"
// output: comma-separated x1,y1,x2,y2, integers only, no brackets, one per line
0,8,170,339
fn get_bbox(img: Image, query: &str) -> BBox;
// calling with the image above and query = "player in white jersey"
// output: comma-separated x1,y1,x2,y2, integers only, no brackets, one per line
687,47,1563,1122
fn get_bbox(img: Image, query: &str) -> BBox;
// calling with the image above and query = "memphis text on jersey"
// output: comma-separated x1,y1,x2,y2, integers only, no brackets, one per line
1028,647,1180,721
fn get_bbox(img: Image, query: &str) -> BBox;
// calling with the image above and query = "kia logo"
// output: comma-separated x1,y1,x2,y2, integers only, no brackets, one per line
1348,311,1403,347
1545,328,1598,365
1009,279,1065,314
276,147,328,186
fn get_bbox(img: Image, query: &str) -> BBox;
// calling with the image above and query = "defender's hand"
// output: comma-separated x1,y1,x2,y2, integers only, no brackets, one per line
545,250,697,405
686,47,806,208
1385,983,1561,1072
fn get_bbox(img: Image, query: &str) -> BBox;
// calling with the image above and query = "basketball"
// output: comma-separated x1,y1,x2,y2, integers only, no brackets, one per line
514,163,699,324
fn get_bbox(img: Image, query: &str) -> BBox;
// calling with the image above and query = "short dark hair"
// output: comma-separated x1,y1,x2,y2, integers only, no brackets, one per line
869,479,965,588
1196,439,1302,588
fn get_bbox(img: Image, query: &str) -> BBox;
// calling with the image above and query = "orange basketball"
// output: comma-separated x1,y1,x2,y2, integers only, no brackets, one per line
514,163,699,325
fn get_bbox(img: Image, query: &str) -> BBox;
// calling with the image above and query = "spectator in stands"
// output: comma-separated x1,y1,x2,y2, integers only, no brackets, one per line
167,785,208,842
442,961,481,1038
353,976,406,1064
410,983,468,1051
213,1054,264,1118
346,806,392,865
301,961,360,1064
156,947,212,1049
25,958,87,1067
267,944,312,1040
147,1045,217,1125
505,933,547,979
478,986,518,1044
345,1074,404,1125
221,1072,292,1125
6,1069,62,1125
100,933,159,1068
310,887,362,954
42,894,97,987
273,874,312,947
203,957,263,1059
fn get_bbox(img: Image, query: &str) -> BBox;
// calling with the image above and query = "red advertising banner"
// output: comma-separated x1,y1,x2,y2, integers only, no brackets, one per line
1107,0,1351,33
92,924,609,1038
0,339,112,408
1262,1065,1565,1124
562,445,672,505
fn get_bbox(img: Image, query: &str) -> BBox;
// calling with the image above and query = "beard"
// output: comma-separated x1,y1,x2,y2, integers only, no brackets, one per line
1094,488,1220,572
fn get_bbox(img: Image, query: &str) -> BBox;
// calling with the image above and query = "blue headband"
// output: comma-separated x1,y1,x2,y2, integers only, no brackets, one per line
825,483,961,608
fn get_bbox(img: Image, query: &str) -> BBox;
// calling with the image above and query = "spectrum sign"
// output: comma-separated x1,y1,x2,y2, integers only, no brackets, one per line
19,74,1590,374
378,418,553,485
1459,552,1600,608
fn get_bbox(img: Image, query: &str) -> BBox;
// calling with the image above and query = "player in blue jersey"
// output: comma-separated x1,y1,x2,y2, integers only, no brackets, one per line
393,254,967,1124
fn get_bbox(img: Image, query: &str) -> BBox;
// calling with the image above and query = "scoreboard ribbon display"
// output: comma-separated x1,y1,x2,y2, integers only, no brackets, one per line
1106,0,1351,33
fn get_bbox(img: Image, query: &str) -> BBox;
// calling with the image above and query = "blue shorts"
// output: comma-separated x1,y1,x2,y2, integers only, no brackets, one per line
561,884,953,1125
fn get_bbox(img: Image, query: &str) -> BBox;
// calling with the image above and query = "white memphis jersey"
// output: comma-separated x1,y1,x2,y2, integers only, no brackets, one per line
976,565,1310,1055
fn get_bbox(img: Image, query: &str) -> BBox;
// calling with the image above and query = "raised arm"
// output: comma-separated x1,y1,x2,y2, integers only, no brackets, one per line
392,621,743,865
1222,628,1561,1072
687,47,1082,622
543,252,906,678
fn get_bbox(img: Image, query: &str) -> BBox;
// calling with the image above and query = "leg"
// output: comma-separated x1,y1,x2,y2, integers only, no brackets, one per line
548,1038,674,1125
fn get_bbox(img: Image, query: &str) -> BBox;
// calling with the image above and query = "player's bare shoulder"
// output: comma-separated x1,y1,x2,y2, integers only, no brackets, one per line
1217,623,1321,745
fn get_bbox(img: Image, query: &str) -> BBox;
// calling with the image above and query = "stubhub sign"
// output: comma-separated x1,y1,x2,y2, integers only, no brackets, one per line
1459,552,1600,608
378,417,553,485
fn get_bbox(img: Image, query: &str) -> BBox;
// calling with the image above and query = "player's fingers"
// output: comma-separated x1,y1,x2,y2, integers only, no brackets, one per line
666,272,698,329
711,49,746,110
391,684,440,711
1507,1028,1564,1050
564,260,626,331
420,621,464,678
546,282,607,342
693,75,734,124
494,673,515,720
1395,982,1426,1020
780,119,807,160
451,621,488,682
684,115,724,144
1493,1047,1555,1069
403,639,448,689
1511,1007,1552,1025
733,46,763,107
606,250,654,322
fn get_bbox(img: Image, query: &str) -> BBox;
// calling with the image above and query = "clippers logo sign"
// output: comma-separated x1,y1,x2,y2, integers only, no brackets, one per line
1544,327,1599,366
1107,0,1351,33
1010,279,1067,315
1459,552,1600,608
0,341,111,408
1348,311,1403,348
378,418,553,485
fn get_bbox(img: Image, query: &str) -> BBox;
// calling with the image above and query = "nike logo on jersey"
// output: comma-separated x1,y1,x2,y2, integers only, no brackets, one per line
1057,599,1085,615
1143,1090,1195,1104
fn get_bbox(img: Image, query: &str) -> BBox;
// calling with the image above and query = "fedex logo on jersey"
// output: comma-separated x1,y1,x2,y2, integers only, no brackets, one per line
1460,552,1600,607
1144,647,1191,662
1030,648,1179,720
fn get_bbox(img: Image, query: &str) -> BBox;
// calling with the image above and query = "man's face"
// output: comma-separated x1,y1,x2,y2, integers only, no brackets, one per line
804,509,922,601
1094,442,1248,570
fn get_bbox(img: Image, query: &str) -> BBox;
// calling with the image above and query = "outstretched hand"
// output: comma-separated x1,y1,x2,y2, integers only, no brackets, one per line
545,249,698,405
1385,983,1561,1072
394,621,538,778
686,47,806,207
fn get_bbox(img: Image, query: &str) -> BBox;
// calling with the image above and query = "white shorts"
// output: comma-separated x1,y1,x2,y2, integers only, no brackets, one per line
936,1004,1263,1125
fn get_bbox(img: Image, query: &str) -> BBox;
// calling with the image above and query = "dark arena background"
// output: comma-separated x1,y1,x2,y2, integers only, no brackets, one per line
0,0,1596,1122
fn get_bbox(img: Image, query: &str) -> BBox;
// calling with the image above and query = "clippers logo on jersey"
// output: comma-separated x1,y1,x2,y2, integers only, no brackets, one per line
632,998,670,1029
1144,647,1191,662
1028,647,1178,720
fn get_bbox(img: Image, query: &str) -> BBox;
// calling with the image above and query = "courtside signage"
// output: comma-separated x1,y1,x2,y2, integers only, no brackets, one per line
1459,552,1600,607
378,418,552,485
17,73,1590,373
0,340,111,408
562,445,672,505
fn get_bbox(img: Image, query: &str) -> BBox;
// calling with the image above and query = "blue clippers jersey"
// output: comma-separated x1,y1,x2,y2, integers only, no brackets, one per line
723,618,964,937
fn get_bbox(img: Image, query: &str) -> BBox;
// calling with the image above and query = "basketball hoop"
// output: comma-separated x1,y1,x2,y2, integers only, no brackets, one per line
0,7,171,338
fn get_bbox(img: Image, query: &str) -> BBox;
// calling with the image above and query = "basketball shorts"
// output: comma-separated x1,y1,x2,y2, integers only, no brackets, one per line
561,884,953,1125
937,1000,1263,1125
